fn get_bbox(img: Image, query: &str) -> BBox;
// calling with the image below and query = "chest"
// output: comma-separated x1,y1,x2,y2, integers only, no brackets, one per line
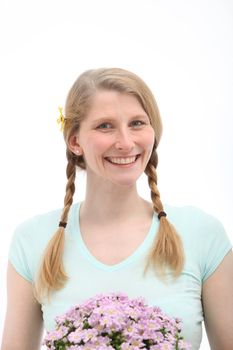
42,260,203,350
79,221,152,265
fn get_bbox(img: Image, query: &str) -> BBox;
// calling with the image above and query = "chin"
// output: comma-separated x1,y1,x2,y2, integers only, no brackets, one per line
109,176,141,188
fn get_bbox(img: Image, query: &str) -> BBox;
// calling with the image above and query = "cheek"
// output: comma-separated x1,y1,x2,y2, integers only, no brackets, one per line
141,128,155,150
85,135,112,154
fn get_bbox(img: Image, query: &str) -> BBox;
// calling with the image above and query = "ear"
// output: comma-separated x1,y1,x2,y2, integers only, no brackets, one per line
68,135,83,156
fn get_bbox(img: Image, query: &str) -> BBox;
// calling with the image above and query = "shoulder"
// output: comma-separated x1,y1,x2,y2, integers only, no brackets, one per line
164,204,232,281
12,202,78,243
10,203,80,254
8,203,79,282
164,203,232,257
9,207,63,267
164,204,227,238
13,207,63,243
165,203,216,220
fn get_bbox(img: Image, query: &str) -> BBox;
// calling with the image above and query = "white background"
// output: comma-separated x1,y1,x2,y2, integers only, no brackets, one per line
0,0,232,349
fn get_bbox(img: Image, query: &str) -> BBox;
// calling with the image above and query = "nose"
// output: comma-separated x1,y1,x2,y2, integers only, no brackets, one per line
115,127,135,152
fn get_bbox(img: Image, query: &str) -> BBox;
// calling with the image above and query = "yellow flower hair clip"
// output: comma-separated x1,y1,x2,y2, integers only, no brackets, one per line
57,106,66,131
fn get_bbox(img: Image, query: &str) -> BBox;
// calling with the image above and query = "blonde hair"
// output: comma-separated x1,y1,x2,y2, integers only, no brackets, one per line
35,68,184,301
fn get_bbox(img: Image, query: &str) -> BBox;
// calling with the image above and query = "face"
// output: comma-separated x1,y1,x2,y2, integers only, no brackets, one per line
69,90,155,187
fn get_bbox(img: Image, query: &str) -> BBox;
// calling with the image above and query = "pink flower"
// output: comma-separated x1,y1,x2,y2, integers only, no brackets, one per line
43,292,191,349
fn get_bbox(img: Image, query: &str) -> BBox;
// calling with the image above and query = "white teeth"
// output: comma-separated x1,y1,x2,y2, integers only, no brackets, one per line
107,156,137,164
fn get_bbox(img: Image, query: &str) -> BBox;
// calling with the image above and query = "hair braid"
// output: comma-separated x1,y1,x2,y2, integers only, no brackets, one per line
61,150,76,221
145,160,184,277
35,152,77,301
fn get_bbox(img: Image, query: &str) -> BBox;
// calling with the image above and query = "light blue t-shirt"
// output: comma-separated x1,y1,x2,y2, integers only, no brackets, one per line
9,203,232,350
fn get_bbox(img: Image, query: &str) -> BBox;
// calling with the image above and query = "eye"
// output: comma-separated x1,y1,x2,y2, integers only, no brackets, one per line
96,122,113,130
130,120,146,128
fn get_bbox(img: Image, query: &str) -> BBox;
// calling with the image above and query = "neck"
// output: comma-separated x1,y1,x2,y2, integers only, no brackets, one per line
80,176,150,224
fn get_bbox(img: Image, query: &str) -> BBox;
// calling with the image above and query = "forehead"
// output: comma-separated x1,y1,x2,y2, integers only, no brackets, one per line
85,90,147,120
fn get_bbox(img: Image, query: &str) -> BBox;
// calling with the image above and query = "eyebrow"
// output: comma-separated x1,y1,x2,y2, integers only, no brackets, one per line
90,114,150,124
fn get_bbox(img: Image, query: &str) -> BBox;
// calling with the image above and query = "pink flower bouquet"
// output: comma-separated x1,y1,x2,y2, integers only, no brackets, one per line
43,293,191,350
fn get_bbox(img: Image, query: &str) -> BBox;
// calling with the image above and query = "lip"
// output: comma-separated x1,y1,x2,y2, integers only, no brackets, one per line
104,154,141,166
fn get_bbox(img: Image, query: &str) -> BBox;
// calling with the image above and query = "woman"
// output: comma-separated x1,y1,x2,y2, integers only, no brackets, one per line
1,68,233,350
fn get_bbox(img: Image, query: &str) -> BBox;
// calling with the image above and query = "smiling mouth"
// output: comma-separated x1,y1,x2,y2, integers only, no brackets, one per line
105,155,140,165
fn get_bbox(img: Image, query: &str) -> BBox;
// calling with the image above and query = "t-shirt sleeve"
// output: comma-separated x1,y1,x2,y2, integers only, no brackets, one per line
8,219,36,283
8,207,70,283
200,213,232,282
